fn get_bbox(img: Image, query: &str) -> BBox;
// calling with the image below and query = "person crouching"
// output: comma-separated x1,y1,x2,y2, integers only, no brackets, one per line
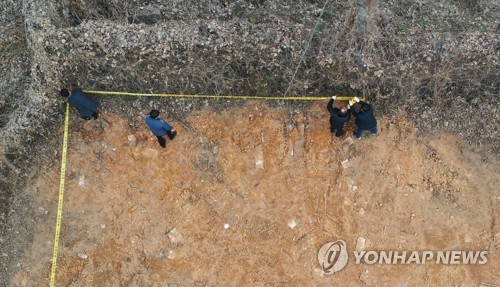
327,96,350,137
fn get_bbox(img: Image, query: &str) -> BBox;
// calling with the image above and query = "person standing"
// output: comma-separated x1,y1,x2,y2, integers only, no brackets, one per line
327,96,350,137
60,87,100,120
350,97,377,139
145,110,177,148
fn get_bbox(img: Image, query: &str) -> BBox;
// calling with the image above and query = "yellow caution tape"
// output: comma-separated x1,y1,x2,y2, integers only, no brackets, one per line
50,103,70,287
84,90,364,101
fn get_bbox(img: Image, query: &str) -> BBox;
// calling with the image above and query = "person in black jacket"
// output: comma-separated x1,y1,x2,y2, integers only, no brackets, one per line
351,98,377,139
60,87,100,120
327,96,350,137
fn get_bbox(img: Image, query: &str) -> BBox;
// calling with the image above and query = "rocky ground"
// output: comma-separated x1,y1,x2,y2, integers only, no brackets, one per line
0,0,499,285
7,103,500,286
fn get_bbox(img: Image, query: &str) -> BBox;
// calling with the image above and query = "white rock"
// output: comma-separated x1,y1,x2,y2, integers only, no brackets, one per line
224,223,230,229
78,174,85,187
168,228,183,243
464,234,472,243
255,146,264,169
167,250,181,260
127,134,137,146
78,253,88,260
255,158,264,169
348,181,357,191
356,237,366,251
288,219,297,229
341,159,350,169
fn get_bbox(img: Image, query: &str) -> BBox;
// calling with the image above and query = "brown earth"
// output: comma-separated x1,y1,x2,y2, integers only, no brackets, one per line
9,102,499,286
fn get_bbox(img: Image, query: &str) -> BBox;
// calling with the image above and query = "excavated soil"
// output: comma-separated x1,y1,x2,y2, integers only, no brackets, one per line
10,102,499,286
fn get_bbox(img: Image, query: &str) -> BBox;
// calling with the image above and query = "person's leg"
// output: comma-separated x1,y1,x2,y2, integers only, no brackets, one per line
167,130,177,140
335,128,344,137
370,125,377,135
157,136,166,148
355,128,363,139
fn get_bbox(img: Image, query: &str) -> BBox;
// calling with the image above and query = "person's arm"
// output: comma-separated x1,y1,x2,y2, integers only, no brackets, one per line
351,107,358,117
162,120,174,131
327,98,335,115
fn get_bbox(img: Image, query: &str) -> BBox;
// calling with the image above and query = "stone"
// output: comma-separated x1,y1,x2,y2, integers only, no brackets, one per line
341,159,350,169
355,237,366,251
464,234,472,243
348,180,357,191
288,219,297,229
255,145,264,169
78,174,85,187
168,228,183,244
127,134,137,146
77,252,88,260
167,250,182,260
342,136,354,147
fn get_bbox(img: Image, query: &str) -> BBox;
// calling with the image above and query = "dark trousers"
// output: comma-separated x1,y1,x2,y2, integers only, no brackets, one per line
355,125,377,138
331,127,344,137
156,130,177,148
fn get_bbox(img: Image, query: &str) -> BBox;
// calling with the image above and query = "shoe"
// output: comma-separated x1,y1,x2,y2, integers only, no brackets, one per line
354,131,361,140
169,131,177,140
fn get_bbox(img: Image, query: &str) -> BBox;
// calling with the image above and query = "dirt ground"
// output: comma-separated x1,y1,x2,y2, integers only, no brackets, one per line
9,102,499,286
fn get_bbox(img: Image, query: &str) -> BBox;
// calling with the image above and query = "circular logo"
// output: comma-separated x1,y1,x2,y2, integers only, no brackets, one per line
317,240,348,275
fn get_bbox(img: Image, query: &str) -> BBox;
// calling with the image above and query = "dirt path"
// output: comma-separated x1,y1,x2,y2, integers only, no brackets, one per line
10,102,499,286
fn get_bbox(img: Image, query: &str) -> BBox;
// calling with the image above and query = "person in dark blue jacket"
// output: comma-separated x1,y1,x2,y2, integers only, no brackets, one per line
351,99,377,139
327,96,350,137
145,110,177,148
60,88,100,120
